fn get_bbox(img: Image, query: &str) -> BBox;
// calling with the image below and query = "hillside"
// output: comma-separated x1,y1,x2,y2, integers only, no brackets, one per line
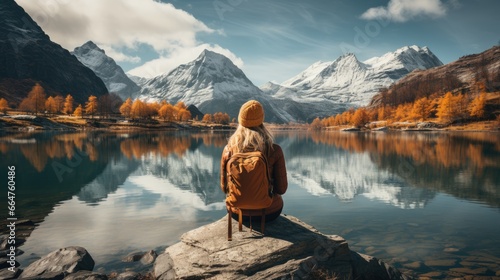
0,0,108,105
370,46,500,107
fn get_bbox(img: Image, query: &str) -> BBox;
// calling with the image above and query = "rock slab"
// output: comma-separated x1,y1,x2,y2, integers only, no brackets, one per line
19,246,95,279
154,214,410,280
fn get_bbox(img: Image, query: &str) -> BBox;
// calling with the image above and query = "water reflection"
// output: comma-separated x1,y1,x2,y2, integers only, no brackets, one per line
302,131,500,208
1,130,499,275
1,130,499,220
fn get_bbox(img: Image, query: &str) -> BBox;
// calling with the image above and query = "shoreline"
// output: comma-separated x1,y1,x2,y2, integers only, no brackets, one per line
1,114,499,133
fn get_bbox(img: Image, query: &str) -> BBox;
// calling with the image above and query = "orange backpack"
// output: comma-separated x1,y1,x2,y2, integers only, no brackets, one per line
224,150,273,209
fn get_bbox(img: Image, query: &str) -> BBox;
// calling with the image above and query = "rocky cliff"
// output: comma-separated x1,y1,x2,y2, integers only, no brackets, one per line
0,0,108,105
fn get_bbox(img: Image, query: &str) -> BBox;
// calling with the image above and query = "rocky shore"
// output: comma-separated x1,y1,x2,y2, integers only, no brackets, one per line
1,215,412,280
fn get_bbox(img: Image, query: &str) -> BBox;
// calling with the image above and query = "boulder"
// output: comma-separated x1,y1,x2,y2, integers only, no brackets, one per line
154,215,410,280
19,246,95,279
122,250,157,265
0,267,21,280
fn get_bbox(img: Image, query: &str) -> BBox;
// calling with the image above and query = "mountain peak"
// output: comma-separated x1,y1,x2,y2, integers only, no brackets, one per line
72,41,141,99
0,0,108,104
76,41,105,54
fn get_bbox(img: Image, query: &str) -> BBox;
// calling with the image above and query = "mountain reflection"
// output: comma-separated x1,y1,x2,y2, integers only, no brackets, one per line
301,131,500,207
1,130,499,225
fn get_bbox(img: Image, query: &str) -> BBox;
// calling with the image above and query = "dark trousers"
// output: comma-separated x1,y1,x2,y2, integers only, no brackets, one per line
230,207,282,223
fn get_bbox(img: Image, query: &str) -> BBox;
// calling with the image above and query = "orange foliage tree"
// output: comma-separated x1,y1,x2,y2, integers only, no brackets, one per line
310,117,323,130
63,94,74,115
54,95,64,113
74,105,83,118
436,92,456,122
213,112,230,124
131,99,149,119
202,114,213,123
469,92,487,119
0,98,9,114
45,96,57,114
120,98,133,118
19,83,46,115
351,108,368,128
158,103,175,121
410,97,433,121
85,95,98,118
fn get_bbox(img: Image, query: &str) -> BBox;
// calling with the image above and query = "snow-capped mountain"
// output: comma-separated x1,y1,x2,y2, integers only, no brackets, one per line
72,41,141,100
127,75,149,88
262,45,443,106
139,50,289,123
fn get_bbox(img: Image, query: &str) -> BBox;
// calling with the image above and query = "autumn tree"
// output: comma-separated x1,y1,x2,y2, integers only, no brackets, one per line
158,103,175,121
74,105,83,118
99,93,122,118
172,101,191,121
0,98,9,114
454,93,469,120
310,117,324,130
394,104,409,121
63,94,74,115
148,102,161,118
131,99,149,119
120,98,133,118
351,108,368,128
202,114,213,123
213,112,230,124
19,83,46,115
410,97,433,121
178,108,192,121
54,95,64,113
45,96,57,114
85,95,98,118
436,92,456,122
469,92,487,119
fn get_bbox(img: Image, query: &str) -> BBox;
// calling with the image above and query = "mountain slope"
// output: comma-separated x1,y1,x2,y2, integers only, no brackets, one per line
139,50,289,123
0,0,108,104
72,41,141,101
370,45,500,107
263,46,443,107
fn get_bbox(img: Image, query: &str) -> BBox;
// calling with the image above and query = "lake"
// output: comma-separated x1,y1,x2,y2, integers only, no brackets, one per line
1,129,499,278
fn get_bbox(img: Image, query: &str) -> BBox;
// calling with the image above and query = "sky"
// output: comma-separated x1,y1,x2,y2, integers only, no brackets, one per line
15,0,500,86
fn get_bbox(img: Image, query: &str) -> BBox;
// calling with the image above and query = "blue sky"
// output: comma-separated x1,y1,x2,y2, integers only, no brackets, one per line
16,0,500,86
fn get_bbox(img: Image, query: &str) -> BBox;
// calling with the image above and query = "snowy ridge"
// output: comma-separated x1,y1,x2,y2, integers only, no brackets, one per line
262,45,443,107
72,41,141,100
136,46,442,123
139,50,290,123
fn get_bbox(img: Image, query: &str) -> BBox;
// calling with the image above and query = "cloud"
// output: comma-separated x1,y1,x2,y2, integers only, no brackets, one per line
100,45,141,64
360,0,448,22
127,44,244,78
15,0,242,78
16,0,214,50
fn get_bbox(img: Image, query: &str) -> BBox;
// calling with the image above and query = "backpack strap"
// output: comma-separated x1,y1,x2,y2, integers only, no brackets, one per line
222,147,232,194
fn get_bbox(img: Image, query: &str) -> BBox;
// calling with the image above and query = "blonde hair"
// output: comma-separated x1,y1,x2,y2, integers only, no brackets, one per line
227,124,274,155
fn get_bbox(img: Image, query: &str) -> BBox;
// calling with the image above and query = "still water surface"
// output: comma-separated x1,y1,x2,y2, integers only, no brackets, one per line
1,130,499,277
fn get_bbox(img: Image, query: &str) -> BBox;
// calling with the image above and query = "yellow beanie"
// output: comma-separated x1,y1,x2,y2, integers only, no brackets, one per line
238,100,264,128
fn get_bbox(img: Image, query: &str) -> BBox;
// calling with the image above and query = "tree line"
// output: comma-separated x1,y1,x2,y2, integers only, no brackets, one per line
1,83,231,124
311,83,493,129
